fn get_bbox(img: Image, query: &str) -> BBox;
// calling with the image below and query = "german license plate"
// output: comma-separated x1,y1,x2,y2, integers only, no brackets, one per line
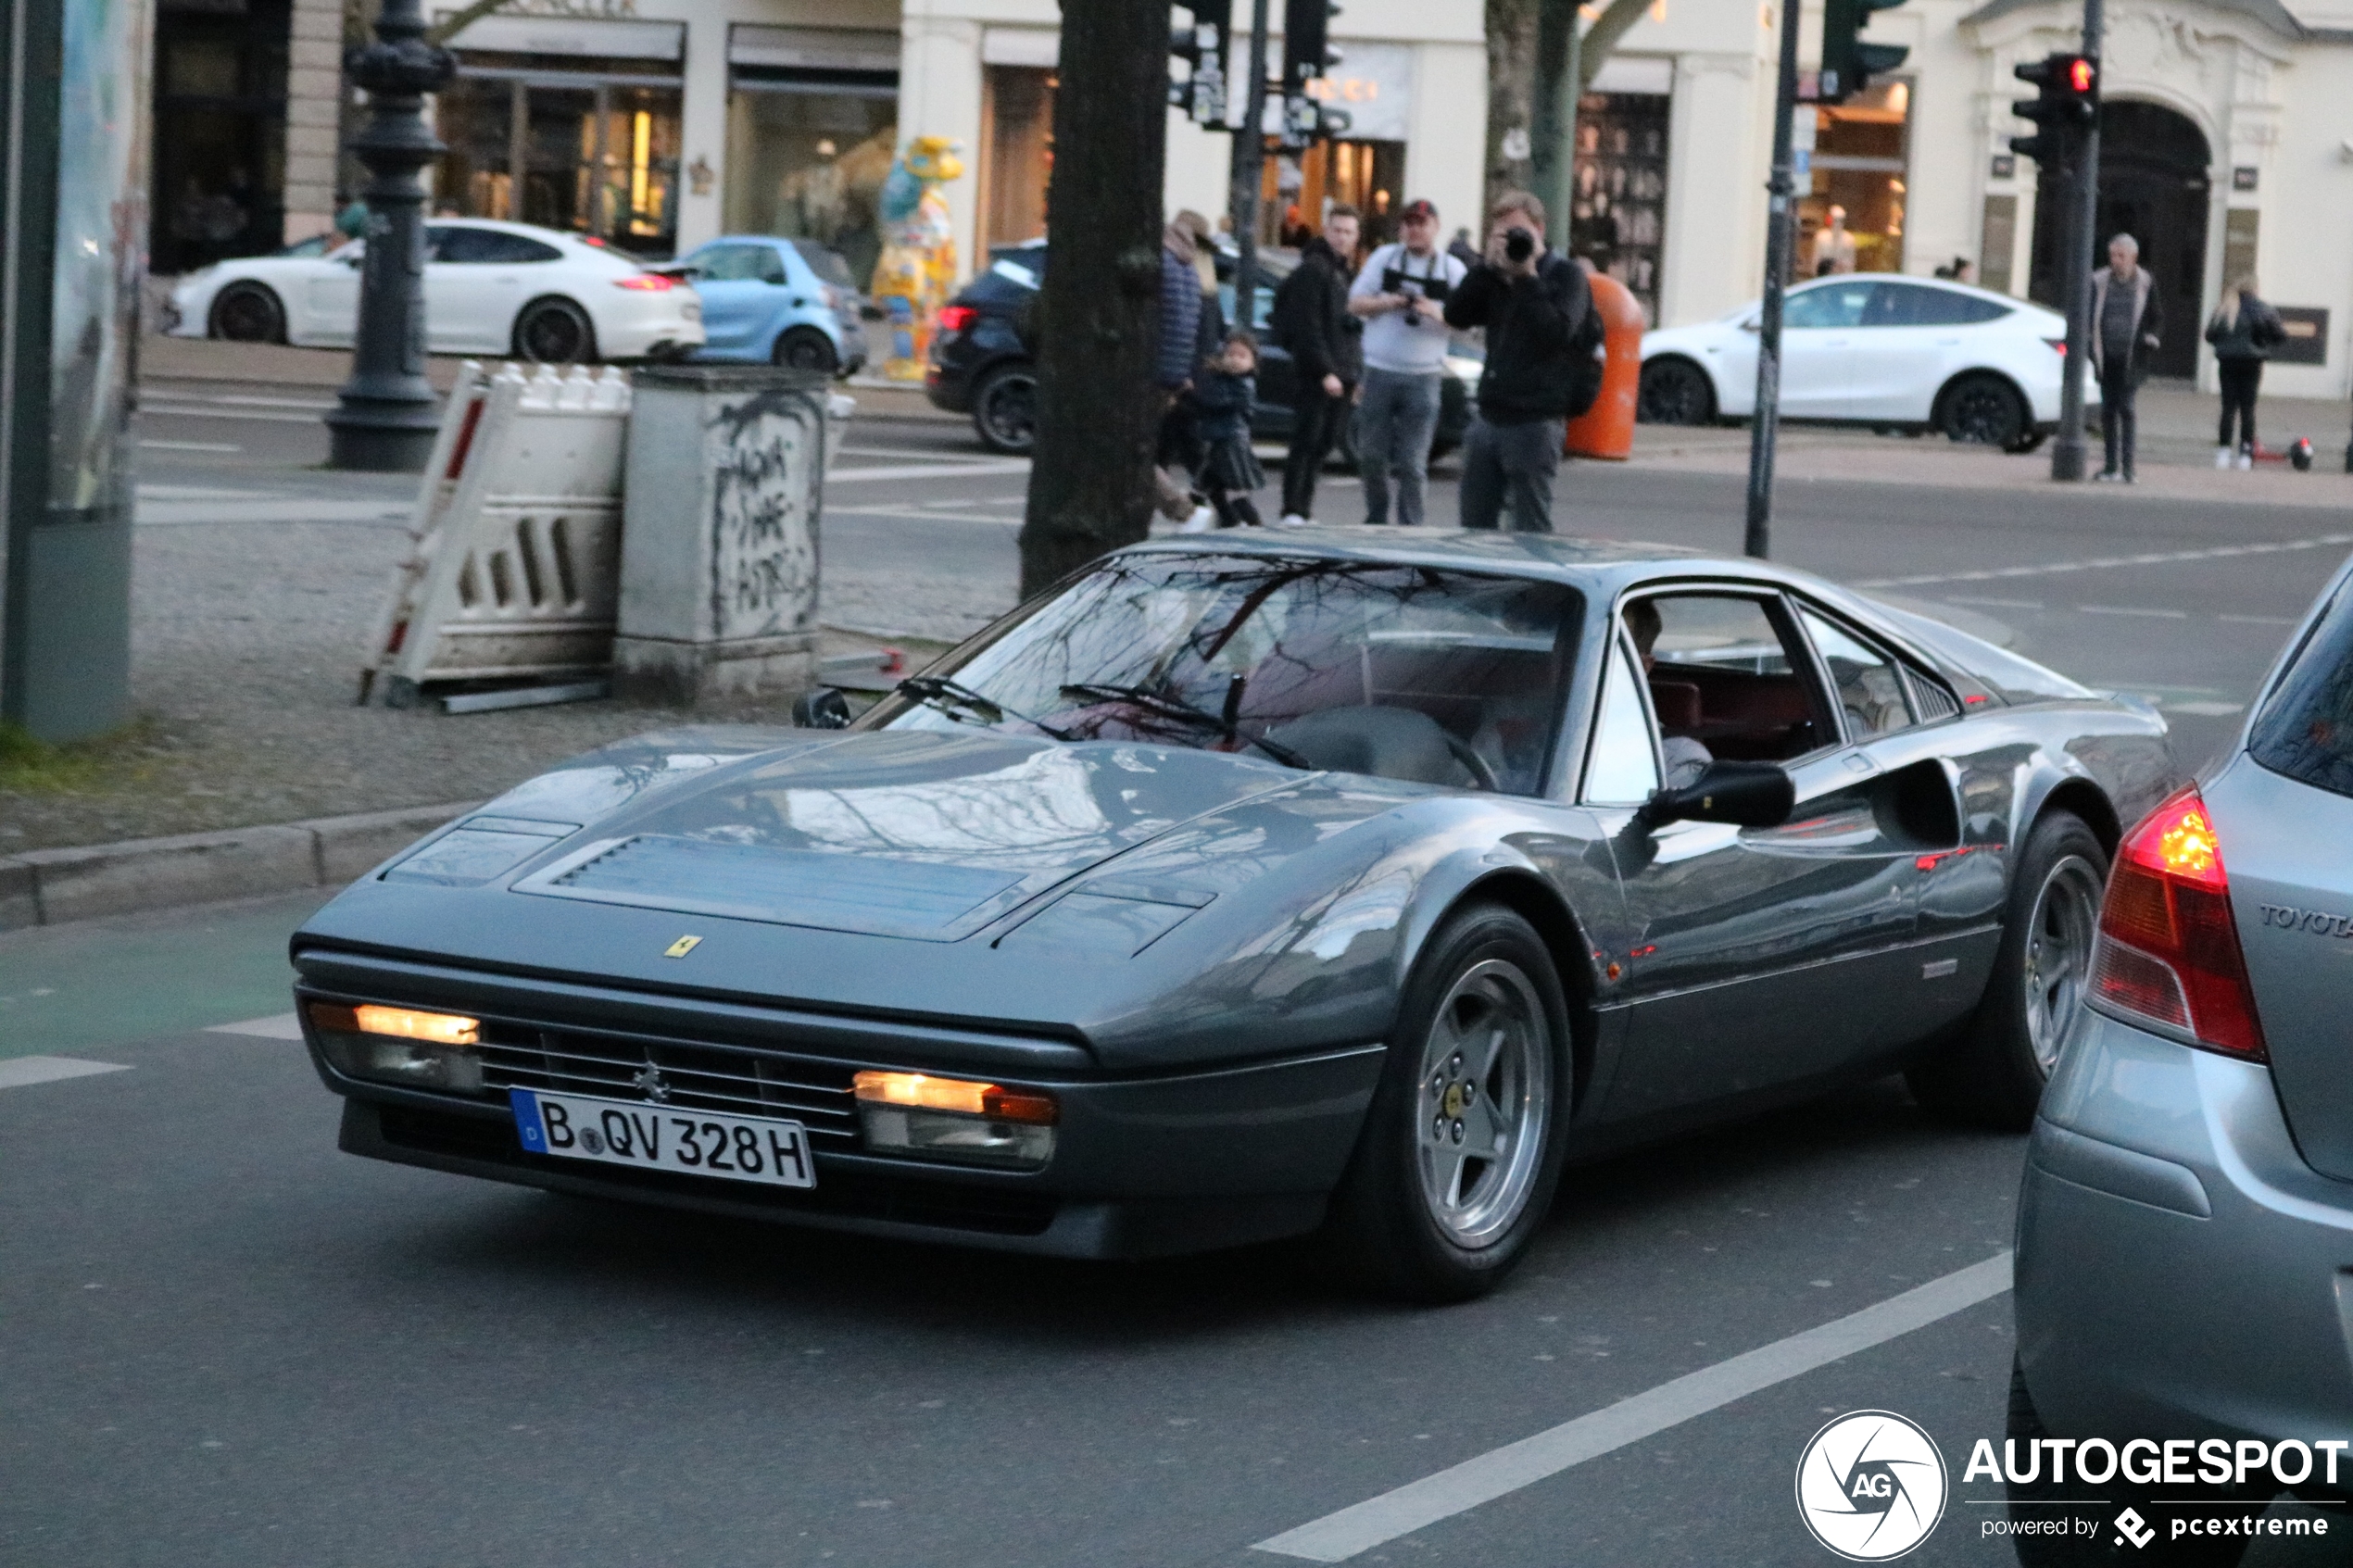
509,1088,815,1189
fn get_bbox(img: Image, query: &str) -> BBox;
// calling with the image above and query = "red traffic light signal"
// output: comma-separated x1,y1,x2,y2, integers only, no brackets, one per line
2067,56,2096,94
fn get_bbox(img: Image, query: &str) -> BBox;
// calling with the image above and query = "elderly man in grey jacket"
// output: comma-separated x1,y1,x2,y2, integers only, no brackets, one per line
2090,233,2164,483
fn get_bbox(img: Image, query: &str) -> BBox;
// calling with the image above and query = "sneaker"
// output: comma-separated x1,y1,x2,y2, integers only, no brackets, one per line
2093,470,2124,483
2215,446,2234,469
1277,512,1310,529
1179,504,1215,534
2236,450,2254,470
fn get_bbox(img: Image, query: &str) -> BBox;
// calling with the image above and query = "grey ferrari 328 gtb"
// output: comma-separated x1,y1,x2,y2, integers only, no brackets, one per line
294,531,2172,1299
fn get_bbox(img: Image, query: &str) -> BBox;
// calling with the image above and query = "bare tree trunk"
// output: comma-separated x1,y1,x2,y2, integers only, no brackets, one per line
1015,2,1170,600
1482,0,1541,216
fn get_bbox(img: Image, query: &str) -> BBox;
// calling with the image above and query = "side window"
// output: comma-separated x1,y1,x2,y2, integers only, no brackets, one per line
1624,592,1831,767
434,227,505,264
1582,634,1661,805
1782,281,1874,330
1799,608,1913,739
422,224,453,261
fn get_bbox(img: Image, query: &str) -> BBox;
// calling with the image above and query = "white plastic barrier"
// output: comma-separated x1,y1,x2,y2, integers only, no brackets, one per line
359,362,633,705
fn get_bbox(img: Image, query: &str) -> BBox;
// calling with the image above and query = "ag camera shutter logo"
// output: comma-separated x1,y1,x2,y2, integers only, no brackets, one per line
1795,1410,1949,1560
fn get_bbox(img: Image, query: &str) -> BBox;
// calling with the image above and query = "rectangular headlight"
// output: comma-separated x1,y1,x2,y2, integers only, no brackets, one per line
852,1071,1056,1169
307,1001,485,1094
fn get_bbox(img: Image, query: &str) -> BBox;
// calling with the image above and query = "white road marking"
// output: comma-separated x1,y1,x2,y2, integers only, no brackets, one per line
136,484,269,500
140,439,242,453
208,394,335,410
2080,605,2189,619
205,1012,304,1039
829,504,1022,526
2165,700,2246,716
138,405,328,425
1251,1252,2014,1562
828,459,1029,483
1942,596,2042,609
1855,533,2353,589
0,1057,131,1090
2219,613,2297,626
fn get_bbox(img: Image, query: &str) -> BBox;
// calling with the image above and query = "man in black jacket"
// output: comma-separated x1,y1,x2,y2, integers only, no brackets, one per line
1442,191,1592,532
1270,206,1362,525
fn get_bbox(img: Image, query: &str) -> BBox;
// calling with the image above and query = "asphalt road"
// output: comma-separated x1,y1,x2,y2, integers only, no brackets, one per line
46,377,2335,1565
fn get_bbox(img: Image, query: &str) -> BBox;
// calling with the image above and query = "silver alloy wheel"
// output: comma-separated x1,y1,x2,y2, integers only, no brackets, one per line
2023,854,2103,1075
1415,958,1552,1249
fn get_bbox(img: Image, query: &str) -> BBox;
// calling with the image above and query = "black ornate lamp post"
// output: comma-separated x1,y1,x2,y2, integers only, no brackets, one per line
323,0,456,471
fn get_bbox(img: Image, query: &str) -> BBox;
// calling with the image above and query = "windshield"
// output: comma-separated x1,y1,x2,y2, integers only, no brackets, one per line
862,556,1581,797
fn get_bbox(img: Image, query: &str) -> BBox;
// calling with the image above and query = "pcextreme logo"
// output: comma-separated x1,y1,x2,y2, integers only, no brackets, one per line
1795,1410,1950,1561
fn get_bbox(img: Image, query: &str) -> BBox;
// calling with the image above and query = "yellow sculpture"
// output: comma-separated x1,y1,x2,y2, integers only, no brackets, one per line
872,135,965,383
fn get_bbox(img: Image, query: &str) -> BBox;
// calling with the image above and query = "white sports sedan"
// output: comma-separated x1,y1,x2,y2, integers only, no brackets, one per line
1636,275,2091,452
162,219,705,364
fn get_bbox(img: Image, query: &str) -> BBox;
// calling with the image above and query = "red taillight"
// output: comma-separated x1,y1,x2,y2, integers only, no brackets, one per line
2090,785,2267,1060
936,304,977,334
2044,338,2066,356
614,273,675,291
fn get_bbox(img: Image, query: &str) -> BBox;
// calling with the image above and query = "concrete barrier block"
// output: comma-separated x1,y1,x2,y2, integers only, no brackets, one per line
309,801,479,884
0,858,36,932
21,824,320,926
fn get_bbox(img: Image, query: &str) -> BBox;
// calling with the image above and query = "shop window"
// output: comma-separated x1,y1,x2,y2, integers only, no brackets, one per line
724,90,895,292
1569,93,1670,325
436,64,682,256
1800,82,1909,278
981,67,1055,252
1255,140,1404,250
150,0,291,272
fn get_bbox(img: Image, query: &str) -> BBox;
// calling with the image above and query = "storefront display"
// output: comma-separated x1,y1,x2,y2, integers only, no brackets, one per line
980,65,1054,253
1569,92,1670,325
1800,82,1909,277
724,26,899,292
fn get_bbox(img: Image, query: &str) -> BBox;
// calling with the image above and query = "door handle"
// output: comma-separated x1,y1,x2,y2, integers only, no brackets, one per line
1935,337,1960,345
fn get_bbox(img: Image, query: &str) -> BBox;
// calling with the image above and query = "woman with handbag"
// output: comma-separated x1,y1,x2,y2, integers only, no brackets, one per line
2206,275,2286,470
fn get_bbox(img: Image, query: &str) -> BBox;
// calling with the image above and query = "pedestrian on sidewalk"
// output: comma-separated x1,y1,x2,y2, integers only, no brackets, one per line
1348,197,1467,526
2090,233,2164,483
1158,211,1227,528
1442,191,1594,533
1150,213,1209,529
1270,205,1363,527
1183,330,1267,532
2205,273,2284,470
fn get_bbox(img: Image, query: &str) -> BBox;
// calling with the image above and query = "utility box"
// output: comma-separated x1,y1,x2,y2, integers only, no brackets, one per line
614,366,849,707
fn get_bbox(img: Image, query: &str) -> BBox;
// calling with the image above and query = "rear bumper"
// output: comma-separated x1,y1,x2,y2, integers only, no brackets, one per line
2016,1007,2353,1445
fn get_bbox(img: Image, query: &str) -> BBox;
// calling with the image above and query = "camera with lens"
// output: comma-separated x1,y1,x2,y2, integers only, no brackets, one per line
1504,228,1537,264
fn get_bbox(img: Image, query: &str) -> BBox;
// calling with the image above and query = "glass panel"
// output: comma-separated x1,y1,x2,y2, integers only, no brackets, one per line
870,558,1581,797
1582,638,1662,805
1782,280,1875,330
1567,91,1670,325
1863,282,2011,327
724,88,897,291
2250,582,2353,799
435,78,517,221
1798,80,1911,276
1628,595,1824,763
693,242,786,283
1801,608,1913,738
983,67,1054,252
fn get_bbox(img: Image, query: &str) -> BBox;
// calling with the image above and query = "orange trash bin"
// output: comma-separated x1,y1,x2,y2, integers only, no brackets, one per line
1565,272,1646,461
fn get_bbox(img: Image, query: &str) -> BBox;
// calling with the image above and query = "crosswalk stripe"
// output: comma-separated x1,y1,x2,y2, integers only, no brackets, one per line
0,1057,131,1089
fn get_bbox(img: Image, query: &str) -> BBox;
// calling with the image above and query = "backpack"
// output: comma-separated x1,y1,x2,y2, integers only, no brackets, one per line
1563,270,1606,420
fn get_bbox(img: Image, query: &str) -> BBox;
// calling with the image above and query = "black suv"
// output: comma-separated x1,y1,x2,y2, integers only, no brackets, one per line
925,243,1475,460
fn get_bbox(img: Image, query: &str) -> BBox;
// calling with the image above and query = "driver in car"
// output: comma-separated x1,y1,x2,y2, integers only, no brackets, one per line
1625,599,1714,788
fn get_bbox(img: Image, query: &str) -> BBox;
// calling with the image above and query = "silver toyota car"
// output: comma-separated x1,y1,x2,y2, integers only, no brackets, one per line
2010,561,2353,1562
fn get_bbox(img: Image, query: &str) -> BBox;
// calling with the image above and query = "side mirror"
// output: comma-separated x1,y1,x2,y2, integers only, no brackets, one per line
859,301,887,321
791,687,852,730
1637,760,1795,831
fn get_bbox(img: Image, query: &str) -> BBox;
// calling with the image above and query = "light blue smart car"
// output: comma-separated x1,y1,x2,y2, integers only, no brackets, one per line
678,234,868,375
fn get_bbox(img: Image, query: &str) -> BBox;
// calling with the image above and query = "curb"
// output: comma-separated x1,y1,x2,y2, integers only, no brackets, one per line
0,800,480,933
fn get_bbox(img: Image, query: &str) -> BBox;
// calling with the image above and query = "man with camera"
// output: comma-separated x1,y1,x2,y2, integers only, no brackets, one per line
1347,198,1466,527
1442,191,1593,533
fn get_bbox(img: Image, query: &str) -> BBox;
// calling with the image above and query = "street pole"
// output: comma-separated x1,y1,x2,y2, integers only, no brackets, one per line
323,0,456,473
1743,0,1803,558
2049,0,2103,481
1228,0,1273,333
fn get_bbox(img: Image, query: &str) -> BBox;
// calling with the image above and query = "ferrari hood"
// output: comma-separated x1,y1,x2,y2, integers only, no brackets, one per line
503,730,1304,942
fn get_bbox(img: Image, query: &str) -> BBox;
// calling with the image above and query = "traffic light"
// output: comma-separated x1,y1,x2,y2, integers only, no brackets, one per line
1282,0,1341,94
1169,2,1230,126
1818,0,1907,105
2009,52,2097,169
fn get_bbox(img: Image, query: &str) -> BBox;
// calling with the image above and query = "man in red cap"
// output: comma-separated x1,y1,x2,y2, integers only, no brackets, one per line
1346,198,1467,526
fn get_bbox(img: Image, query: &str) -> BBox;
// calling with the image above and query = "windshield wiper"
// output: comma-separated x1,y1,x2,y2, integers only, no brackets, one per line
896,675,1076,740
1058,680,1308,769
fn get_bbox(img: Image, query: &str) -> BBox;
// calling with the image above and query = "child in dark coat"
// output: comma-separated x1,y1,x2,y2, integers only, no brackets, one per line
1181,331,1266,531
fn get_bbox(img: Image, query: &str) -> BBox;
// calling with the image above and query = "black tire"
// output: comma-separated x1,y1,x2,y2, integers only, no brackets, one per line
2007,1359,2255,1566
209,282,286,344
1908,810,2108,1130
1939,372,2028,448
1322,901,1572,1302
971,362,1037,455
512,296,598,365
2011,428,2050,455
773,327,837,374
1637,357,1715,424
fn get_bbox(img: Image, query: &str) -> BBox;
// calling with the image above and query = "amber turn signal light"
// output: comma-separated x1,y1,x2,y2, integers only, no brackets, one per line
852,1071,1057,1125
306,1001,480,1047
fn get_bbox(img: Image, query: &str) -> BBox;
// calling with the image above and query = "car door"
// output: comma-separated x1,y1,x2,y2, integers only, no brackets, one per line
1845,282,1961,422
300,245,364,346
1582,587,1943,1120
1779,279,1874,419
427,225,547,352
685,241,787,357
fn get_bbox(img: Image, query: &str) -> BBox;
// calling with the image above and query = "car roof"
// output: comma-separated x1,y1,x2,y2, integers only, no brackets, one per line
1117,526,1836,595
